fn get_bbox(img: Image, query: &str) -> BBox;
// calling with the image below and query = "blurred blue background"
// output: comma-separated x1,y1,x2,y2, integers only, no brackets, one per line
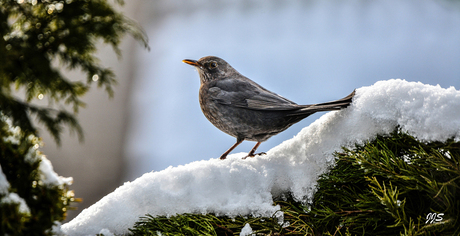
123,0,460,180
43,0,460,221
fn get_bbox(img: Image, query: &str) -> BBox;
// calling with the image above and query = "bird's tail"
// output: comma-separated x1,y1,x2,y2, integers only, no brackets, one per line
289,90,356,116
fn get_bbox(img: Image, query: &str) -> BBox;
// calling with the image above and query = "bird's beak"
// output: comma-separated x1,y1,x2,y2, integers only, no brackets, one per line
182,59,202,68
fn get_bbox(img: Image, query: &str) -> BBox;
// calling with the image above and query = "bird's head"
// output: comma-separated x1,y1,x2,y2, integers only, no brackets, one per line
183,56,236,83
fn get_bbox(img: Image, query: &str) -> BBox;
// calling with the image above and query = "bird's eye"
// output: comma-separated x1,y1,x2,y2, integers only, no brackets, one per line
208,61,218,69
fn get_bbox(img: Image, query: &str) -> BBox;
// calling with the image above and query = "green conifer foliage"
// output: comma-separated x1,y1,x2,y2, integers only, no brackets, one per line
129,130,460,236
0,115,75,235
0,0,148,234
0,0,148,144
307,131,459,235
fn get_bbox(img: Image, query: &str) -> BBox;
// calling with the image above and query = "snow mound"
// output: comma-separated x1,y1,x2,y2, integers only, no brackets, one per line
62,79,460,235
240,223,253,236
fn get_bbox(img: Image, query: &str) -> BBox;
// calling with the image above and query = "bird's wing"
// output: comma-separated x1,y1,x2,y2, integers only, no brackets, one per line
208,78,301,111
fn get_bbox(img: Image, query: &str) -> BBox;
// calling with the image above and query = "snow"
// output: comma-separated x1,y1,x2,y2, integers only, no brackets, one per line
39,156,74,186
0,113,73,221
240,223,253,236
0,165,9,195
1,126,20,145
0,169,26,214
48,222,66,236
1,113,73,187
97,229,114,236
1,193,30,214
62,79,460,235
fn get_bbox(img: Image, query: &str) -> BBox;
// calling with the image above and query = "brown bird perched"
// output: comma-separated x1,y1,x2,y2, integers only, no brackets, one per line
183,56,355,160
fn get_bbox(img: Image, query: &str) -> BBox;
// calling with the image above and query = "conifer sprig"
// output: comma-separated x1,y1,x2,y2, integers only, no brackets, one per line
129,130,460,236
0,0,149,144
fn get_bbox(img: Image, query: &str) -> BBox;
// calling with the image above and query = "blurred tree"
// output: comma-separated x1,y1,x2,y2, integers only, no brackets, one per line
0,0,148,234
0,0,149,144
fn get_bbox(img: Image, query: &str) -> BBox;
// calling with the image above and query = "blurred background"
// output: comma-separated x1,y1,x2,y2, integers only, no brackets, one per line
41,0,460,221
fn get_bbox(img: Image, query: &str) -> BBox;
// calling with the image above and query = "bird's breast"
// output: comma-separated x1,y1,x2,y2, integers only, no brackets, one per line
199,85,231,134
199,85,223,121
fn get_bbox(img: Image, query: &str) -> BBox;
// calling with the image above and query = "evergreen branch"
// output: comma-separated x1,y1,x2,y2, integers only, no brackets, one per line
129,129,460,235
0,0,149,145
0,92,83,145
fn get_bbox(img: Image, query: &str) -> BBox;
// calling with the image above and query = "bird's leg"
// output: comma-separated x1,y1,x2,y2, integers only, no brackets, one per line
243,142,266,159
219,139,243,160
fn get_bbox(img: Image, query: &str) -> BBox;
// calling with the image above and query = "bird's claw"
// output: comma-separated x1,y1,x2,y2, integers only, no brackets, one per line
242,152,267,159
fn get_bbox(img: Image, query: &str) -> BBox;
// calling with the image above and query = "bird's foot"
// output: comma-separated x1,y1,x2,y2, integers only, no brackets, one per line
242,152,267,159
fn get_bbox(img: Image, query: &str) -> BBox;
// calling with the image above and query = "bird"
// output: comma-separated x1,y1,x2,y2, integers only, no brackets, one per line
183,56,355,160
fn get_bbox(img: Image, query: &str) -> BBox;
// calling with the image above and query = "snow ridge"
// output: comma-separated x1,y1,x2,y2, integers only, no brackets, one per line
62,79,460,235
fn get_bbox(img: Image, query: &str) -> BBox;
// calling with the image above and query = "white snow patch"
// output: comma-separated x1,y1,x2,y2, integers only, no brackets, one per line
0,113,73,224
1,164,31,216
0,165,10,195
39,156,73,186
1,113,73,188
47,221,66,236
62,79,460,235
0,115,21,145
98,229,114,236
240,223,253,236
2,126,21,145
1,193,30,214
